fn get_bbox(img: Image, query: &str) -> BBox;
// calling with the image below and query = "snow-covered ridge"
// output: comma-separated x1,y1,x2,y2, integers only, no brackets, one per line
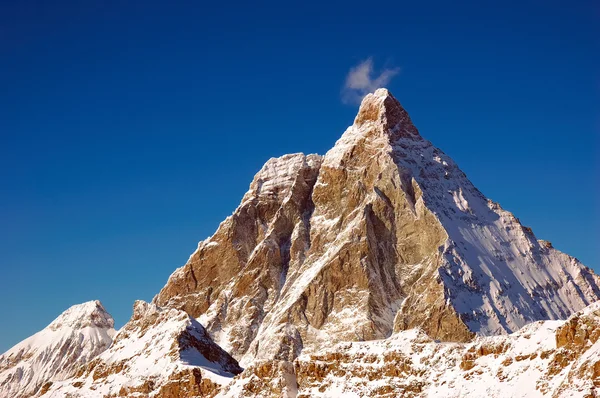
0,300,115,398
47,300,114,331
225,301,600,397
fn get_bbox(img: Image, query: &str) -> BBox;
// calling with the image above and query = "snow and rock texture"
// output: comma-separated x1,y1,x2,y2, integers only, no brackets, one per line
155,88,600,367
0,300,115,398
41,300,242,397
227,301,600,397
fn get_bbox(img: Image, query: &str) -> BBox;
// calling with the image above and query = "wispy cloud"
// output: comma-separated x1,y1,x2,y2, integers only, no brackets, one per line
342,58,400,104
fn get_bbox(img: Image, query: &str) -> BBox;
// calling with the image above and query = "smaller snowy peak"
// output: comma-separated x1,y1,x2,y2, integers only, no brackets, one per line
48,300,114,331
0,301,115,398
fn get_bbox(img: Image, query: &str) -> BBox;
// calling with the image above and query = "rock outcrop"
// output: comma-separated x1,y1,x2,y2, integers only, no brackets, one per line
155,89,600,366
0,301,115,398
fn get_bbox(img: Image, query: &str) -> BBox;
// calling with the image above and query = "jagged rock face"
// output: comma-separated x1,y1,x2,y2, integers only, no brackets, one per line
155,153,323,360
548,302,600,395
41,301,242,397
155,88,600,366
0,301,115,398
226,302,600,397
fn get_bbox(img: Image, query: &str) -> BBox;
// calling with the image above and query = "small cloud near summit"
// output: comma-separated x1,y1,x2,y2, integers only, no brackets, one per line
342,58,400,104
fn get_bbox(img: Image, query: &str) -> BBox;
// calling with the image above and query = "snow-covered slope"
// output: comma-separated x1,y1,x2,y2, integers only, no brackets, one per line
382,121,600,336
42,301,242,397
224,301,600,397
155,88,600,367
0,300,115,398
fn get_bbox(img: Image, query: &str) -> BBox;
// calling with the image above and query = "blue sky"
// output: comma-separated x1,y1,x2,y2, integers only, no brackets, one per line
0,0,598,352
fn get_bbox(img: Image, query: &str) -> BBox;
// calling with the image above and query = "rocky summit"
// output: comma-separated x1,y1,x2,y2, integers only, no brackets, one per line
2,89,599,397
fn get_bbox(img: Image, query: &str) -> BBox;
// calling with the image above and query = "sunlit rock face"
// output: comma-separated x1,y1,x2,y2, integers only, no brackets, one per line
155,88,600,368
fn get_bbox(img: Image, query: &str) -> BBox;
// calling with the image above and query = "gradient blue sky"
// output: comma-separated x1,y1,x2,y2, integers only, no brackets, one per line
1,0,598,352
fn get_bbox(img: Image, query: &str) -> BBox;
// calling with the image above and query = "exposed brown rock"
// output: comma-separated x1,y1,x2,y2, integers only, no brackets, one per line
155,153,323,359
546,305,600,396
157,369,221,398
153,91,471,365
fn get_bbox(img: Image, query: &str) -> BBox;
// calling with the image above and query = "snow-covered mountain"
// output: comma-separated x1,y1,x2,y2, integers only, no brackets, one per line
0,300,115,398
155,88,600,366
3,88,599,397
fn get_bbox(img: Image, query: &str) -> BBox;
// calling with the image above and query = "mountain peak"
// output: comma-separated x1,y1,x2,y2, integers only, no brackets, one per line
322,88,421,168
0,301,115,398
353,88,420,140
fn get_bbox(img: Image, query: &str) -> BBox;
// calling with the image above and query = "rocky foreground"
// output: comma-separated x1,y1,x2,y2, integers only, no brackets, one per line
222,301,600,397
2,299,600,397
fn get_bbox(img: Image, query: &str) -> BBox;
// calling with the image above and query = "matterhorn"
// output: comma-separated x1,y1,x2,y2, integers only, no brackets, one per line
3,89,599,397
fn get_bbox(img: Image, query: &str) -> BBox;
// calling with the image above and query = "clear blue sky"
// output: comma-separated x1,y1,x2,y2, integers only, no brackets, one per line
0,0,598,352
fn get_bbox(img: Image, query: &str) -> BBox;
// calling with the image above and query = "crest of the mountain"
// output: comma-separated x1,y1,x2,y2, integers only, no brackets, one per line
155,89,600,367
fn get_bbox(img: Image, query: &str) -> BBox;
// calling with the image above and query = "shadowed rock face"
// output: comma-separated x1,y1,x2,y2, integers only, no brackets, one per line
154,89,600,366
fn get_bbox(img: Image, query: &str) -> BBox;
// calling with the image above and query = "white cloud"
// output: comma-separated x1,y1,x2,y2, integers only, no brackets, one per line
342,58,400,104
